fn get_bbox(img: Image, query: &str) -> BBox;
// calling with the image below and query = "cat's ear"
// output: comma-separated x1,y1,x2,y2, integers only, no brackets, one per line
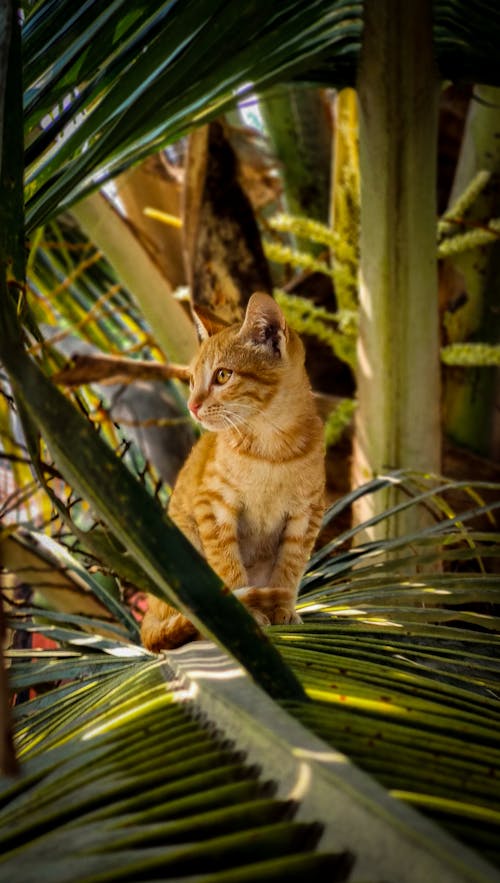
238,292,288,357
191,304,231,341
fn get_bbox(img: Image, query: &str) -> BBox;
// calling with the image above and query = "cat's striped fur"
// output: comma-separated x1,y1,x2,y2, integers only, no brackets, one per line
141,292,325,652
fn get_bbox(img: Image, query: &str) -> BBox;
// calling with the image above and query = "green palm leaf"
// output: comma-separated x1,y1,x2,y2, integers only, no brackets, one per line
3,596,500,880
269,477,500,864
0,660,347,883
24,0,363,229
23,1,500,230
4,475,500,869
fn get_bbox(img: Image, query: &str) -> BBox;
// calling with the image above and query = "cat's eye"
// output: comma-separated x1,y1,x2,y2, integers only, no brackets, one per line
214,368,232,385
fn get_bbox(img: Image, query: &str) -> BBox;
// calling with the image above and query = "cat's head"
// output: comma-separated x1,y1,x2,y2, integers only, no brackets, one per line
187,292,305,432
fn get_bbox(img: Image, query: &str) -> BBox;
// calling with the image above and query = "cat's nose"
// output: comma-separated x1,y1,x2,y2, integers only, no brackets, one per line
188,398,201,417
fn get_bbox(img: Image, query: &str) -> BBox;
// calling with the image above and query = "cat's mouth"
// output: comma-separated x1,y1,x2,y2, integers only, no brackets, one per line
196,407,243,433
195,409,225,431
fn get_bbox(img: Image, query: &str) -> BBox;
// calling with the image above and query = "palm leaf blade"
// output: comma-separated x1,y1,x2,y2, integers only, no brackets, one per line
0,662,346,883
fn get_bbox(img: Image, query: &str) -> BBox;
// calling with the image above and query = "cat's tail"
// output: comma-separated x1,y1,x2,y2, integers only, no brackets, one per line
141,598,198,653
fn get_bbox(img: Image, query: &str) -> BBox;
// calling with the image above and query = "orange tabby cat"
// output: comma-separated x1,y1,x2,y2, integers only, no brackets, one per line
141,292,325,652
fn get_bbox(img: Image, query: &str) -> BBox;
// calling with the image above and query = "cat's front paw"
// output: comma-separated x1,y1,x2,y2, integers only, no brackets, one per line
271,606,302,625
245,606,272,628
234,586,300,627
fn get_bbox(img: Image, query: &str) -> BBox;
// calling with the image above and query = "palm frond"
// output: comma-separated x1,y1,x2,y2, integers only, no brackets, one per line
4,474,500,869
0,659,347,883
2,635,498,881
24,0,363,229
3,527,139,636
23,2,500,231
28,219,150,356
264,474,500,864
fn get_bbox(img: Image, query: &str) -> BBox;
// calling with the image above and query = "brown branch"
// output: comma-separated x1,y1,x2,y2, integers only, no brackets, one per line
0,451,63,481
52,353,191,387
89,411,189,429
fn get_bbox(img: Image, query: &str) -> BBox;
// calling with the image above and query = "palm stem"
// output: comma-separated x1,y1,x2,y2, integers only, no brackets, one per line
353,0,441,536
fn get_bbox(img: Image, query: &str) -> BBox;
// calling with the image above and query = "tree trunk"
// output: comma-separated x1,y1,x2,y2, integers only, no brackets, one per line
352,0,441,536
183,121,273,322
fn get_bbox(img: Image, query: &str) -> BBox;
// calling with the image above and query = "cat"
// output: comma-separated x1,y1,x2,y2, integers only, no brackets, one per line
140,292,325,652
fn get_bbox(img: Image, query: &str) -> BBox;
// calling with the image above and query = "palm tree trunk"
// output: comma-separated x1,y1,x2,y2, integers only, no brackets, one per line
352,0,441,536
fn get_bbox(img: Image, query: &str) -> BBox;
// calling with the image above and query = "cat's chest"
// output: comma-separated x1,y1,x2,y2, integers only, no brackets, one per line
224,454,296,530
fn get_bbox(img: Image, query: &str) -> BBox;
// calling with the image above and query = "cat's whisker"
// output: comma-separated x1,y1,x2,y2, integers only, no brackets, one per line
226,410,249,429
222,412,244,439
226,404,256,425
231,404,289,442
228,402,254,411
228,408,299,457
230,400,284,427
